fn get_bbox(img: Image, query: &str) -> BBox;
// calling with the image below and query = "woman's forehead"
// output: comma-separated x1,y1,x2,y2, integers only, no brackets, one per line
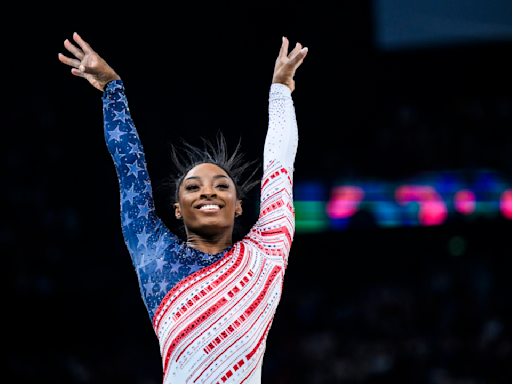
185,163,229,179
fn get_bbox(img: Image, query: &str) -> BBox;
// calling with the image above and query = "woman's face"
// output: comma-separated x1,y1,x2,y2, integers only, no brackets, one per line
174,163,242,237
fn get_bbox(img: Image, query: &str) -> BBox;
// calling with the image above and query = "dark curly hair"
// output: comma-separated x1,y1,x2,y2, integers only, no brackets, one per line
160,131,261,238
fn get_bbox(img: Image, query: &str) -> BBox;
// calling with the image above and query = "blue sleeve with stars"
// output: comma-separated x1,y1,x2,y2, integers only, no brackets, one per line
102,80,179,317
102,80,232,323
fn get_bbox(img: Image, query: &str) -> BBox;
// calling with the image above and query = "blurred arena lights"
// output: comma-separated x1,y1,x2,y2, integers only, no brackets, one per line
326,186,365,219
499,189,512,219
292,169,512,233
395,185,448,226
293,182,329,232
454,189,476,215
447,236,467,257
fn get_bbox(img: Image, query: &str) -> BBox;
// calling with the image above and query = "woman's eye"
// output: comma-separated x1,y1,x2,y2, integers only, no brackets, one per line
217,184,229,188
186,185,199,190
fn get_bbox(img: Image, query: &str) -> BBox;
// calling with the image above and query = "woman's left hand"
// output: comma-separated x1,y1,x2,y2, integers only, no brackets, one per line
272,37,308,92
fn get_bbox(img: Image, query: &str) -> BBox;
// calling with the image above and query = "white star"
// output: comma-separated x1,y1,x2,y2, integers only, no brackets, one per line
159,280,169,293
137,201,152,219
123,184,139,205
113,109,129,123
137,227,151,250
144,278,155,295
103,98,115,109
143,180,152,194
155,258,168,273
113,148,125,164
128,142,142,155
110,82,122,91
123,211,133,227
126,160,143,178
108,125,126,142
128,121,137,133
118,94,128,107
170,262,183,273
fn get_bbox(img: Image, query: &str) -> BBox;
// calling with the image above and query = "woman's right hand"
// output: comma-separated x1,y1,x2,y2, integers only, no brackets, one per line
272,37,308,93
58,32,120,91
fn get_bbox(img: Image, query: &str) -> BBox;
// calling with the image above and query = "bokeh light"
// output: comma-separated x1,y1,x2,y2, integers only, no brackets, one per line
499,189,512,219
395,185,447,226
454,189,476,215
295,171,508,232
326,186,365,219
447,236,466,256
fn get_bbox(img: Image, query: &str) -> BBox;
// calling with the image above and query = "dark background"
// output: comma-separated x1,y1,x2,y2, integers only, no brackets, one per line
5,1,512,383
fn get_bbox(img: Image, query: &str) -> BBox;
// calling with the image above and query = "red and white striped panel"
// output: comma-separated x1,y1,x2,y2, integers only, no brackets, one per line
153,162,293,384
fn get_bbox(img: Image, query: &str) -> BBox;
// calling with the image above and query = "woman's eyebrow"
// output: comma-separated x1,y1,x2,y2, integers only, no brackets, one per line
185,175,228,181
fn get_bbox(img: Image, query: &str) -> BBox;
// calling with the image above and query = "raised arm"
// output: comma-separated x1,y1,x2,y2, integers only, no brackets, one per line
264,36,306,170
58,33,178,271
102,80,177,263
245,37,307,268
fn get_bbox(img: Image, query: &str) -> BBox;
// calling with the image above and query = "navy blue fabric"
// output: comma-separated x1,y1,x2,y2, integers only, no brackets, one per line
102,80,232,322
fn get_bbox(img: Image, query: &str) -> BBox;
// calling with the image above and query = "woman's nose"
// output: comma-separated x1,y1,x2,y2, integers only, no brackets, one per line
201,184,216,197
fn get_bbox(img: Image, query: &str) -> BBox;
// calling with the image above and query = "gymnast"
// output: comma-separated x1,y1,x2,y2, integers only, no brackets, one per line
58,32,307,384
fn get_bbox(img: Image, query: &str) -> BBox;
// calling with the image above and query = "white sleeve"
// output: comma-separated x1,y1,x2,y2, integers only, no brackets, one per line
242,83,298,268
263,83,298,171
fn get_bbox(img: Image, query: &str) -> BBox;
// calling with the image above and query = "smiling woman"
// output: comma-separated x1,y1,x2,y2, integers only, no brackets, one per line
174,163,244,248
58,32,306,384
162,133,261,247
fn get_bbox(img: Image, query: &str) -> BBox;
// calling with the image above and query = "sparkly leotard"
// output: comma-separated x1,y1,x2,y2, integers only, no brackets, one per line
103,80,297,384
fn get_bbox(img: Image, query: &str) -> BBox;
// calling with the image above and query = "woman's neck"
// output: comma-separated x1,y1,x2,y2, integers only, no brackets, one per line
185,232,233,255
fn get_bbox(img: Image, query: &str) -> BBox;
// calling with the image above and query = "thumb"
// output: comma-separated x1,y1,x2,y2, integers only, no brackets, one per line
79,64,102,75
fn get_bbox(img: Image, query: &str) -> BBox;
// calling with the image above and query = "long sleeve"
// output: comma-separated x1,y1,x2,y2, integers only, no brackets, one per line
102,80,180,314
243,83,297,268
263,84,298,171
147,84,296,383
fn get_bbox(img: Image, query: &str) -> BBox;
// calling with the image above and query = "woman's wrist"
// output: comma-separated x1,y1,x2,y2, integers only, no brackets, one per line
272,81,292,91
101,73,121,91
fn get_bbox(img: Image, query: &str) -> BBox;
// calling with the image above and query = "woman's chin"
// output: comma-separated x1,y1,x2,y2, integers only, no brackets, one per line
190,219,232,236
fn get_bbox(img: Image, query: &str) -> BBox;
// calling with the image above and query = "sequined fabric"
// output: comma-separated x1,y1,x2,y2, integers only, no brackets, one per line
103,80,232,322
103,80,297,384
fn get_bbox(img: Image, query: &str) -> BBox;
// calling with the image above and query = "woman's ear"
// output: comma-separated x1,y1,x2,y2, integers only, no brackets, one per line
174,203,182,219
235,200,243,217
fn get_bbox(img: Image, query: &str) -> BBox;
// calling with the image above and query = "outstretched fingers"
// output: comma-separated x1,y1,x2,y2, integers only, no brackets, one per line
64,39,84,60
73,32,94,55
289,46,308,68
58,52,81,68
278,37,290,61
288,42,302,59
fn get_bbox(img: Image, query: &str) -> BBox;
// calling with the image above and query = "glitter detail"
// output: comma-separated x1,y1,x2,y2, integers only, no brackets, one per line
102,80,297,383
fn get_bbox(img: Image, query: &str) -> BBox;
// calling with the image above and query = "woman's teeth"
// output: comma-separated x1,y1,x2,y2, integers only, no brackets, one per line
199,205,220,210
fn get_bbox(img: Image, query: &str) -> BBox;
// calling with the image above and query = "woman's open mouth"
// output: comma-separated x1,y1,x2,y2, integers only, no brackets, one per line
197,204,221,213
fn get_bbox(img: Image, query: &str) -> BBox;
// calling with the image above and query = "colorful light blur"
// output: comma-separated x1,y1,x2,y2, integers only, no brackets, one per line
293,182,329,232
292,170,511,233
454,189,476,215
326,186,365,219
499,189,512,219
395,185,448,226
